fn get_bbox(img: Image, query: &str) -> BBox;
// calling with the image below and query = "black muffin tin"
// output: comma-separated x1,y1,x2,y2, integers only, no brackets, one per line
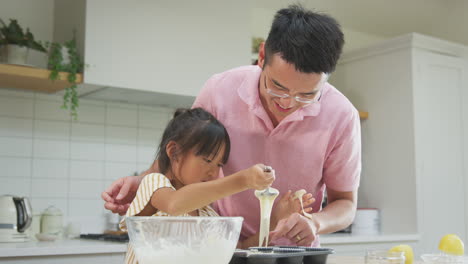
229,246,334,264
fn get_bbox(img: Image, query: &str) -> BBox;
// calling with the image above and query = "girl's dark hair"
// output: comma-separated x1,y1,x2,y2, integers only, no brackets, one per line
157,108,230,174
264,4,344,74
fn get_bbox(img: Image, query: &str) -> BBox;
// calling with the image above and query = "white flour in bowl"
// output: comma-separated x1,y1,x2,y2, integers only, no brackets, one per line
133,237,235,264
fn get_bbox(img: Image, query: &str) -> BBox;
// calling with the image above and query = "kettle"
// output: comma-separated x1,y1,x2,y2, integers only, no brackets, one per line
0,195,32,242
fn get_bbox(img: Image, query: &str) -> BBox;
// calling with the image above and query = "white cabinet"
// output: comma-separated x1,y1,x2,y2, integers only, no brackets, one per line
332,33,468,254
52,0,251,107
82,0,250,101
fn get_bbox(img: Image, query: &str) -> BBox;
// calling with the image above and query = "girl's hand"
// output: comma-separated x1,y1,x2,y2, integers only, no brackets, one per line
243,164,275,190
271,190,315,228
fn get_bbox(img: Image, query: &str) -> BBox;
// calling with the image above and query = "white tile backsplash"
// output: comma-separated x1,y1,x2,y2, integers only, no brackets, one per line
137,162,152,174
31,198,68,215
69,180,104,199
31,179,68,198
0,178,31,197
32,159,69,179
0,157,31,178
34,99,71,121
70,160,104,180
0,137,33,157
0,117,33,138
138,127,162,146
106,105,138,127
0,88,35,98
33,139,70,159
105,144,137,162
68,199,104,217
73,102,105,124
70,141,105,161
33,119,70,140
138,107,171,129
0,97,34,118
69,216,106,233
105,162,137,181
0,91,173,232
35,92,63,102
106,126,137,145
137,146,156,164
71,123,105,142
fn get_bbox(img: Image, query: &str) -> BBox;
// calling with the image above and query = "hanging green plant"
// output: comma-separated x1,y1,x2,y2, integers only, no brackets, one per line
47,36,83,120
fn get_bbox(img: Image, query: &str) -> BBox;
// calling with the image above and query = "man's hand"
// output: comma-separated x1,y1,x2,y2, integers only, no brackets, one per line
269,212,320,246
101,175,143,215
271,190,315,228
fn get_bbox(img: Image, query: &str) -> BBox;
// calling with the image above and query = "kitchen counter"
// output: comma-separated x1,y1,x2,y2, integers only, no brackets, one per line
321,233,420,245
0,234,420,257
0,238,127,257
0,239,426,264
328,256,423,264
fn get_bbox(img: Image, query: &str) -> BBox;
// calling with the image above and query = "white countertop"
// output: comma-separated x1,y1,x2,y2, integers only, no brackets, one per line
0,239,127,257
321,233,420,244
0,234,420,257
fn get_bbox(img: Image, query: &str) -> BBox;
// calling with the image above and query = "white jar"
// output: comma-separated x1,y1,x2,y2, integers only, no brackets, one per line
40,206,63,236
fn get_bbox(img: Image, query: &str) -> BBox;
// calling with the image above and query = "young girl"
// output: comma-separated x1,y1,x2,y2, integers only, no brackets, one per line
120,108,275,264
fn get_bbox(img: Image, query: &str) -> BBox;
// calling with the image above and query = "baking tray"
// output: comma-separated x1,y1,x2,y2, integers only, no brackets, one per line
229,246,334,264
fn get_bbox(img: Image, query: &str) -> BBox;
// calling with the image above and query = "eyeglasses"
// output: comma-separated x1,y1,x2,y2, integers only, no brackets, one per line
264,74,324,105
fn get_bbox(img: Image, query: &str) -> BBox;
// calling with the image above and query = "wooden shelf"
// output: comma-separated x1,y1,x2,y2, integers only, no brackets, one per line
359,111,369,120
0,63,83,93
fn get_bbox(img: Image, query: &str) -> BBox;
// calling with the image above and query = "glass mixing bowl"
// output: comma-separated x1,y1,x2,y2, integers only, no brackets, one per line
126,216,243,264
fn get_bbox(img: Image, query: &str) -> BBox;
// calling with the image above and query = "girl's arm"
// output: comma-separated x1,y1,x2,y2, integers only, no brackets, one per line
149,164,273,216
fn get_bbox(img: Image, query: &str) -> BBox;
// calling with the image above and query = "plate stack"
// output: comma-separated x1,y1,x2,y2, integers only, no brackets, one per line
352,208,380,235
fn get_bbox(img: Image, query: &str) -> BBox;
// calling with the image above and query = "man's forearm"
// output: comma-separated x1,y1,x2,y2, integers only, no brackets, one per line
312,198,356,234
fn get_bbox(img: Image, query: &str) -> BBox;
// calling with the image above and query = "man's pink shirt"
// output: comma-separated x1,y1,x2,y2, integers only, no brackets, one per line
193,66,361,246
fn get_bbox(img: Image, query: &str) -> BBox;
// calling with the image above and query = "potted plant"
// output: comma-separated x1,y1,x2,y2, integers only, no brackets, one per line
251,37,264,65
0,18,47,65
47,36,84,120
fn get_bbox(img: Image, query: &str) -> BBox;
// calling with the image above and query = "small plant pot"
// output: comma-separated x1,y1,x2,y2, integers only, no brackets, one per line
59,46,71,66
0,44,29,65
47,45,71,70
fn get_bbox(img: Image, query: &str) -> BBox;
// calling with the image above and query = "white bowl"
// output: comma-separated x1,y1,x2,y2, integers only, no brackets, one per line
35,233,59,242
126,216,243,264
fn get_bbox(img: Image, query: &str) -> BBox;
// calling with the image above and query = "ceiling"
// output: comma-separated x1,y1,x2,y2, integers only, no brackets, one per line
253,0,468,46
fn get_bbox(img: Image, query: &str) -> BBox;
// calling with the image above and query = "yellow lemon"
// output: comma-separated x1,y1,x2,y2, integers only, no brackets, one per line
438,234,464,256
389,244,414,264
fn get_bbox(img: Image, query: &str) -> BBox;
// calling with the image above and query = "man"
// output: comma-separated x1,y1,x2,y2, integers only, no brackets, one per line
102,4,361,248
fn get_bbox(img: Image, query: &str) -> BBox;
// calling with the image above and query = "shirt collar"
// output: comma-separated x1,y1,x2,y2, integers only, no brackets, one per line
237,66,327,120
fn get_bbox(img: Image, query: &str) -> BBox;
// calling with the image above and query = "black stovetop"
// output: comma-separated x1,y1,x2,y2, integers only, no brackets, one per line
80,233,129,242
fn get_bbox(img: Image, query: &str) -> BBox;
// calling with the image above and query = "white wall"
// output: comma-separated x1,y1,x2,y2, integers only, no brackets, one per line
53,0,86,57
0,88,173,233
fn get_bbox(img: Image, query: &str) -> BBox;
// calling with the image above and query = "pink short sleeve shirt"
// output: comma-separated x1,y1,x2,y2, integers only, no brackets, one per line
193,65,361,246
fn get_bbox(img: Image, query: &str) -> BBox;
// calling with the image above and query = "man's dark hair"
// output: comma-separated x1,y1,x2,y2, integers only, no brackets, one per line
264,4,344,74
157,108,230,174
